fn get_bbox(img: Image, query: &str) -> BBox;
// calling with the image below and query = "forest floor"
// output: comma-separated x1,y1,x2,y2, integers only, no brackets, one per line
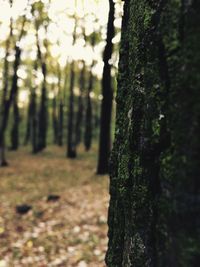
0,146,109,267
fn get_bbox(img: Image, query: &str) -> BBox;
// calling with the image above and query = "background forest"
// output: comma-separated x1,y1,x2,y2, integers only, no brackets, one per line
0,0,122,266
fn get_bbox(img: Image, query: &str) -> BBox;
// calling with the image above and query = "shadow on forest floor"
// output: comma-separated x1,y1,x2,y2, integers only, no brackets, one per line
0,146,109,267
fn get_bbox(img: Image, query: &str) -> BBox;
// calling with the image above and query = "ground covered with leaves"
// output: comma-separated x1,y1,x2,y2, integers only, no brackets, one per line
0,146,109,267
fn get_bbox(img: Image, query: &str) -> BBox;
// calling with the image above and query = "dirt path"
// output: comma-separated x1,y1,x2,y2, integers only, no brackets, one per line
0,146,109,267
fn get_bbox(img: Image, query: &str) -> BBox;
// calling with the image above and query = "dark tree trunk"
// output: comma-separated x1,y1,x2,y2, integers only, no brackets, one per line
31,89,37,154
37,70,48,151
10,93,19,150
67,19,77,158
106,1,200,266
75,61,85,145
0,42,23,166
0,5,13,166
97,0,115,174
67,60,76,158
57,100,63,146
84,62,94,151
52,94,58,145
24,99,31,146
57,68,63,146
35,25,48,152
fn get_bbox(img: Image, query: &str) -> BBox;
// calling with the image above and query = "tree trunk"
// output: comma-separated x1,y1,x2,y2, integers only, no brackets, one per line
0,4,13,166
106,1,200,266
97,0,115,174
75,61,85,145
84,62,94,151
24,98,31,146
52,94,58,145
35,26,48,152
67,60,77,158
31,89,37,154
10,93,19,150
37,72,48,151
57,68,63,146
0,43,22,166
67,18,77,158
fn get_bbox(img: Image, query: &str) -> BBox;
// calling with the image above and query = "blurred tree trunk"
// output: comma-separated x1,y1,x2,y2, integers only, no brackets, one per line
57,67,63,146
52,88,58,145
67,19,77,158
67,60,76,158
24,98,31,145
84,32,96,151
36,27,48,152
31,87,37,154
0,16,25,166
29,57,39,154
75,61,85,146
84,70,93,151
106,0,200,266
97,0,115,174
10,93,19,150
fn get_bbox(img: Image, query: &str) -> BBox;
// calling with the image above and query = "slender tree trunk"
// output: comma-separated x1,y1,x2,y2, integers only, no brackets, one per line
57,68,63,146
84,61,94,151
0,42,23,166
37,71,48,151
58,100,63,146
106,1,200,266
67,18,77,158
24,99,31,146
67,60,76,158
52,94,58,145
0,3,13,166
35,25,48,152
10,93,19,150
75,61,85,145
97,0,115,174
31,89,38,154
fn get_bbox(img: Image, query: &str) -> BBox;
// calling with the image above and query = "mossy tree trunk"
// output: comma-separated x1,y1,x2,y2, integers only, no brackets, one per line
106,0,200,266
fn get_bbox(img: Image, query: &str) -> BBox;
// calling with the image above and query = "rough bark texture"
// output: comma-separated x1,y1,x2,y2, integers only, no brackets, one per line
97,0,115,174
106,0,200,266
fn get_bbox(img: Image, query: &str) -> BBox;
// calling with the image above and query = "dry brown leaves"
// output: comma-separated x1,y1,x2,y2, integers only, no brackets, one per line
0,146,109,267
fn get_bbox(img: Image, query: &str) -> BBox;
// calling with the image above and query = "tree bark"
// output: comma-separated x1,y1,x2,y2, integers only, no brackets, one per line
106,0,200,266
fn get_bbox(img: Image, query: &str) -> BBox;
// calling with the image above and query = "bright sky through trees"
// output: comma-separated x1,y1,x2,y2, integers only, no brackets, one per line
0,0,123,105
0,0,122,71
